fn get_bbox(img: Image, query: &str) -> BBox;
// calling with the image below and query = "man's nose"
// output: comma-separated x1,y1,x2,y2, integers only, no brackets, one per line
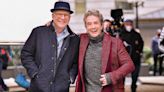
61,15,65,19
91,24,96,28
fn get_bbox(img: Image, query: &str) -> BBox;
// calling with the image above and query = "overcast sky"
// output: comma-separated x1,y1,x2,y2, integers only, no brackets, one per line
0,0,57,42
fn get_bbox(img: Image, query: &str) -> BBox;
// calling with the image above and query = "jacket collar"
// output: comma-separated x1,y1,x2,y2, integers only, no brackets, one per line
79,33,112,76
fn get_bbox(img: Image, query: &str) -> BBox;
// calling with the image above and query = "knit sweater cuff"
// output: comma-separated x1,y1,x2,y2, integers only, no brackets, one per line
105,73,112,85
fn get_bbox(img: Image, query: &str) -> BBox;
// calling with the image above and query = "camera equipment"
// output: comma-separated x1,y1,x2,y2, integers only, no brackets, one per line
109,9,124,37
111,9,123,28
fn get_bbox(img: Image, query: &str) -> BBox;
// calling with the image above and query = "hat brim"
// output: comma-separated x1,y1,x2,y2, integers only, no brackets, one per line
51,8,73,14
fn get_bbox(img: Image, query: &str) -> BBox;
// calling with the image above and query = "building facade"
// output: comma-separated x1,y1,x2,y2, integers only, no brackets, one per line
67,0,164,46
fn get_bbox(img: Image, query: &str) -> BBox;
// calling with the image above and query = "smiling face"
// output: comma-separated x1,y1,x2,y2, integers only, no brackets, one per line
85,15,103,37
84,10,103,38
52,10,70,31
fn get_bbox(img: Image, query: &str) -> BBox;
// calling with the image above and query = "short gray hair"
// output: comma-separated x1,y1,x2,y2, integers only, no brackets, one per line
83,9,103,26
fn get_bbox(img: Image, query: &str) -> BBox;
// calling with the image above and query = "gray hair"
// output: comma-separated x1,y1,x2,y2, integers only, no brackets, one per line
83,9,104,26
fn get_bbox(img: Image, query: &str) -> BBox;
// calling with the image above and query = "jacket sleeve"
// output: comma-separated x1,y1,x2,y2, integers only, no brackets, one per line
75,73,82,92
69,37,80,84
137,33,144,54
110,38,135,85
21,28,39,79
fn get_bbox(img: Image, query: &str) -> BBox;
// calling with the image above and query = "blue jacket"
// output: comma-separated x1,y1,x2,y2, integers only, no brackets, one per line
151,36,160,55
21,22,80,92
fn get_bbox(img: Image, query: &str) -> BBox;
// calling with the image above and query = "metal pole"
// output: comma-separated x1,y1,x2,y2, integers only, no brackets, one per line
135,1,139,28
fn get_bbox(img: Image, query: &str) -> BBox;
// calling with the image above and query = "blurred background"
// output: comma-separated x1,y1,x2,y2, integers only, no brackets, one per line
0,0,164,92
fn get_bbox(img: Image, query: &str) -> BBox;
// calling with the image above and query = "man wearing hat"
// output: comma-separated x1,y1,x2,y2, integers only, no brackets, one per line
21,1,79,92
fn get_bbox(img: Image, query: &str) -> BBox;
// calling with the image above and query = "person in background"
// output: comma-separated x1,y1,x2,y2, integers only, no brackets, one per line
76,10,134,92
21,1,79,92
158,27,164,75
103,19,112,33
151,29,163,76
159,27,164,52
120,19,144,92
0,47,9,91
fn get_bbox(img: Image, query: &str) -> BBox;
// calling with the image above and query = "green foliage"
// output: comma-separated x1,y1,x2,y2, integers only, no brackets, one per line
143,47,153,65
8,61,14,66
143,47,152,61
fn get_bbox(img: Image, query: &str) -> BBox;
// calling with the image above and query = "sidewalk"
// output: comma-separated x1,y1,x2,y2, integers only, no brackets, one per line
2,66,164,92
3,76,164,92
70,77,164,92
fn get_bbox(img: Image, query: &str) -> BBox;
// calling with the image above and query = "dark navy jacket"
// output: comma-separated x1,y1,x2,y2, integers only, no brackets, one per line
21,23,80,92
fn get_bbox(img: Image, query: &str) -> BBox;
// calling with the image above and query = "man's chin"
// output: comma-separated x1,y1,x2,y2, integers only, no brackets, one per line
58,25,67,29
89,34,99,38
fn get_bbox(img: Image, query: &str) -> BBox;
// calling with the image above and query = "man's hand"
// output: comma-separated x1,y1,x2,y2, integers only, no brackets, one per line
100,74,108,86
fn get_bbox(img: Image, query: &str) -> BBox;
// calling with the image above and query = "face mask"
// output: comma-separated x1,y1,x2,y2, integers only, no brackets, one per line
125,26,132,32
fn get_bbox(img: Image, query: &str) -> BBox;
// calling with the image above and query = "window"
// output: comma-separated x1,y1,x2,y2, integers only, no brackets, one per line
75,0,86,14
115,0,133,10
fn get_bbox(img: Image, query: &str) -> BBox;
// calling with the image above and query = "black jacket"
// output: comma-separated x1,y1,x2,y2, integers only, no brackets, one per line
21,22,80,92
120,28,144,63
